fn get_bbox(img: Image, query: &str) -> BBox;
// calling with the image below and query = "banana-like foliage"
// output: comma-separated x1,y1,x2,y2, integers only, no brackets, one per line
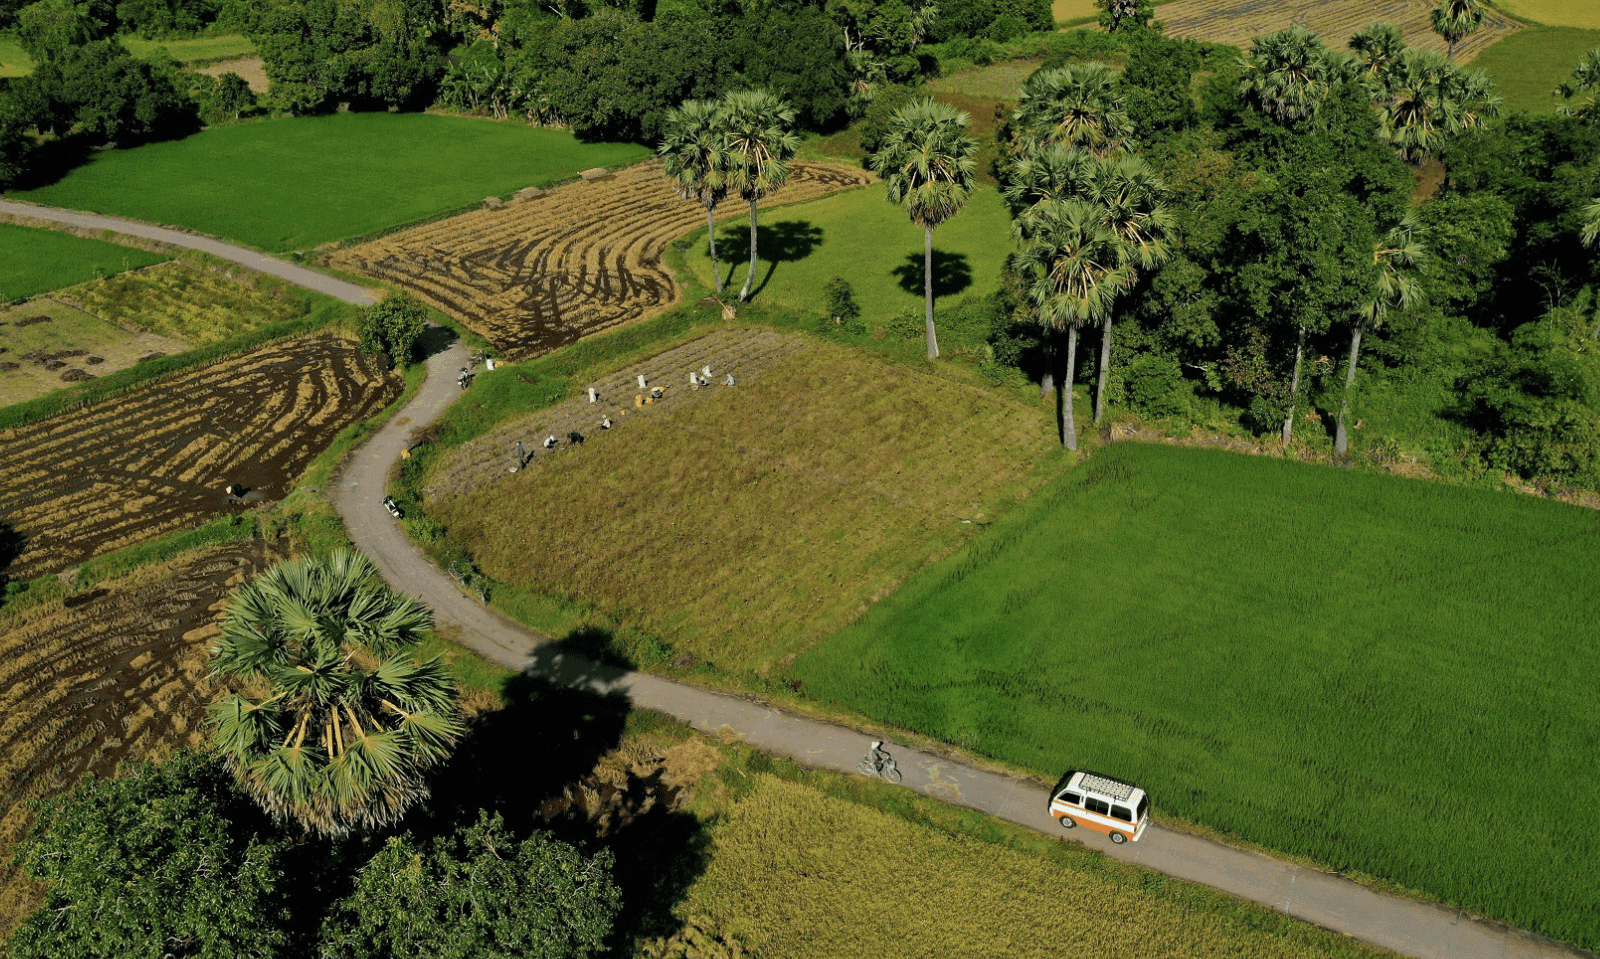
1012,62,1133,158
1558,48,1600,127
1237,26,1345,124
208,550,461,838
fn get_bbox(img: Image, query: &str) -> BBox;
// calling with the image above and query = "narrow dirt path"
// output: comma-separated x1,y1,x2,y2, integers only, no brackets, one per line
334,345,1587,959
0,200,377,305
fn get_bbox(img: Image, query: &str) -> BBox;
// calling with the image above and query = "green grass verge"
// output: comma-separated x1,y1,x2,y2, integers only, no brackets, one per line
679,186,1014,326
790,441,1600,951
119,33,256,64
1468,25,1600,113
0,32,29,77
13,113,652,252
0,222,167,300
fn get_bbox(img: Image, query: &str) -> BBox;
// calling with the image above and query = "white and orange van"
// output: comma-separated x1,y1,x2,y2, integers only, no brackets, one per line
1048,771,1150,844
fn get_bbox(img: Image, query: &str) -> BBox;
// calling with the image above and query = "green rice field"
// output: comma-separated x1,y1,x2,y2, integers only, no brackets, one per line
791,443,1600,951
0,223,166,300
13,113,651,252
1469,26,1600,113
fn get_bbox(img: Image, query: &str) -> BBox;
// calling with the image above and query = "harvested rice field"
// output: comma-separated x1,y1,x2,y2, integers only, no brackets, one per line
424,329,1059,673
1156,0,1520,57
0,335,398,579
334,160,873,361
0,300,189,408
62,261,308,347
0,539,286,935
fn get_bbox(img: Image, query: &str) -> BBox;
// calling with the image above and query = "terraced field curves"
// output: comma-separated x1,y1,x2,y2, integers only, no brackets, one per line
0,336,399,579
1156,0,1520,58
333,160,874,360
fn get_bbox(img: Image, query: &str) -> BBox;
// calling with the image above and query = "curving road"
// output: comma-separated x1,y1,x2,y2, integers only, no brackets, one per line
13,201,1587,959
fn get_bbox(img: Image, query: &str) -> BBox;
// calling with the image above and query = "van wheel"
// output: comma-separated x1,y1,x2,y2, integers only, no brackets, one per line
1058,815,1075,829
1109,832,1126,845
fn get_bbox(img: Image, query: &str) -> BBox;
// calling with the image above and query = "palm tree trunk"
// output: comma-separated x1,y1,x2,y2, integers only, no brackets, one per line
705,205,722,296
1334,325,1364,457
1062,326,1079,450
923,224,939,360
1280,324,1308,447
1094,313,1113,424
739,197,758,302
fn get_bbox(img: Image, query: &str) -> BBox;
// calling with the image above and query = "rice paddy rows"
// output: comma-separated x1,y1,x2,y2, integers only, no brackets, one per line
1156,0,1520,57
0,336,398,579
0,539,284,935
333,161,873,361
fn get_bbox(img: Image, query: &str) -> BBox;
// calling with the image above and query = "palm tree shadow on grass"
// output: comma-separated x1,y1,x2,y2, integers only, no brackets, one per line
713,219,823,301
420,627,711,945
890,248,973,299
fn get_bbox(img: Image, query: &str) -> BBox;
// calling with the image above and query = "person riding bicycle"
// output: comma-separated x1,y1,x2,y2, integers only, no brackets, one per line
866,740,890,773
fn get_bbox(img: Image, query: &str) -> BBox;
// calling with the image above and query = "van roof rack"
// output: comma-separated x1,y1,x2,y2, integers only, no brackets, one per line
1079,773,1134,801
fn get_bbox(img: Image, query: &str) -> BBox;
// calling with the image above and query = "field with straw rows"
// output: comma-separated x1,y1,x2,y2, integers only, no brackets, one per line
684,775,1396,959
0,335,397,579
0,539,285,935
426,329,1058,673
333,161,873,361
792,443,1600,951
1156,0,1520,57
62,261,307,347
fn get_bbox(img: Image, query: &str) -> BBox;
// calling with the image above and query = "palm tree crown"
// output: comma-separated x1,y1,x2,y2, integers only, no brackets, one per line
1376,48,1502,162
660,99,731,295
1558,48,1600,127
1349,23,1407,93
1013,62,1134,157
1238,26,1344,124
720,88,801,302
871,97,979,360
1431,0,1485,60
208,550,462,838
1581,198,1600,250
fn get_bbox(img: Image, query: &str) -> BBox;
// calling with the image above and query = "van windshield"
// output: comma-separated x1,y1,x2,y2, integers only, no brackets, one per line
1136,796,1148,821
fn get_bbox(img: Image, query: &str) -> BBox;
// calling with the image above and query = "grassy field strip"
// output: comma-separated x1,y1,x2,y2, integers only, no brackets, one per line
0,222,167,300
13,114,653,252
335,160,872,360
686,774,1397,959
678,186,1014,325
791,443,1600,951
63,261,306,346
1468,26,1600,112
0,33,28,77
120,33,256,63
1155,0,1520,57
1495,0,1600,28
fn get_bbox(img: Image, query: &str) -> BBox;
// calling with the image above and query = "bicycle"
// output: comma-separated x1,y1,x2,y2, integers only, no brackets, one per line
857,741,902,784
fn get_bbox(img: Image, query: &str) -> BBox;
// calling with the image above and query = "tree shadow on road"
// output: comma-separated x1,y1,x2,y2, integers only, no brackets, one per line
415,324,458,361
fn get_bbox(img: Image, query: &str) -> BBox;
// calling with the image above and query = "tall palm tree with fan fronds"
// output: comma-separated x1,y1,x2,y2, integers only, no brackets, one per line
1238,26,1343,124
660,99,731,296
1336,215,1428,456
871,97,979,360
1012,62,1134,157
1377,48,1501,163
721,88,801,303
208,550,462,838
1431,0,1485,60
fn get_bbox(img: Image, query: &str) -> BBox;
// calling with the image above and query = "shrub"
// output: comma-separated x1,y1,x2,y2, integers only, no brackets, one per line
819,276,866,334
359,292,428,368
886,307,924,339
1123,353,1191,418
860,83,919,155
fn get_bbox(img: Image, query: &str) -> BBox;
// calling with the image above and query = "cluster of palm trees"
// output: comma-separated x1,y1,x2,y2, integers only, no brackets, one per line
659,89,801,304
1243,23,1500,163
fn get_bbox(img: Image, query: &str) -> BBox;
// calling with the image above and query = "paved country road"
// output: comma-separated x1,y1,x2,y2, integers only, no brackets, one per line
12,201,1586,959
0,199,377,305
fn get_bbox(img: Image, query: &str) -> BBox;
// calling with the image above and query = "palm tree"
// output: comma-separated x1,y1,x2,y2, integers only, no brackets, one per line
1015,199,1133,450
660,99,731,297
870,98,979,361
1348,22,1407,97
207,551,462,838
1583,197,1600,249
1558,48,1600,126
1378,48,1501,163
1001,141,1095,215
1238,26,1343,124
1012,62,1134,158
1335,215,1428,456
720,89,801,303
1431,0,1485,60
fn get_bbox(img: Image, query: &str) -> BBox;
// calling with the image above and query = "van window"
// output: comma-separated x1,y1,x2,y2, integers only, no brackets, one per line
1085,798,1110,816
1111,805,1133,822
1058,791,1082,806
1135,796,1148,821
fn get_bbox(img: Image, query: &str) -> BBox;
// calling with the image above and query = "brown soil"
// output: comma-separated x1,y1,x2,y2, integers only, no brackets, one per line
1157,0,1520,59
0,539,286,935
195,56,269,94
0,335,399,580
334,160,873,362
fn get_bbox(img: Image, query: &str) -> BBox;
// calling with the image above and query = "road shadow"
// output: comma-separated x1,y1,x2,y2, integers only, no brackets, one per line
891,248,973,299
421,629,711,946
714,219,824,301
415,323,458,361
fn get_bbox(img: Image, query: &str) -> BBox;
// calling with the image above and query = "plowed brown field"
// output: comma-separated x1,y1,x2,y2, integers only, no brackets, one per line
1157,0,1520,58
333,160,873,361
0,539,285,934
0,336,398,579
